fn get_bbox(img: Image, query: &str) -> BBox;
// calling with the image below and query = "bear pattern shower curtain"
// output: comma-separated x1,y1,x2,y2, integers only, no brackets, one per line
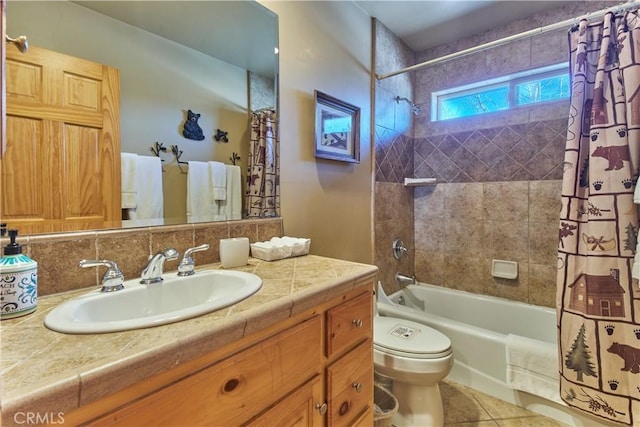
558,11,640,426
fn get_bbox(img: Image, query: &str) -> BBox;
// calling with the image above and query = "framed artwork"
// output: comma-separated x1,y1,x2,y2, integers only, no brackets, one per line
314,90,360,163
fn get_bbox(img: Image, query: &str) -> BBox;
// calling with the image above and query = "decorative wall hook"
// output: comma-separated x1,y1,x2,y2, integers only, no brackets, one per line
230,152,241,165
150,141,167,159
170,145,188,174
214,129,229,143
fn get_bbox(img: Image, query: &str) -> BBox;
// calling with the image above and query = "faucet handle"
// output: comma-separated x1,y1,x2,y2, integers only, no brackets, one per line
178,244,210,276
79,259,125,292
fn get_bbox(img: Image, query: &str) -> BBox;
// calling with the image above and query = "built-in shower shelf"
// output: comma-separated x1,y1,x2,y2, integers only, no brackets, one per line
404,177,437,187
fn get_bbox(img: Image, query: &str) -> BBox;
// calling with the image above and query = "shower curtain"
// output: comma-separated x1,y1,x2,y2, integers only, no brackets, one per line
246,109,280,217
557,11,640,426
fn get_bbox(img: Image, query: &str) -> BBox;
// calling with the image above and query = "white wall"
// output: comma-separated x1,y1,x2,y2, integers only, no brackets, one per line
262,1,374,264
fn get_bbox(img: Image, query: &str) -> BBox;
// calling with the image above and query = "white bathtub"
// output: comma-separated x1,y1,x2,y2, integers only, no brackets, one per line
376,283,616,427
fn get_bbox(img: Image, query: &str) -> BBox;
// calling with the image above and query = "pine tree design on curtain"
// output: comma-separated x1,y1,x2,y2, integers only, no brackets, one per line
557,12,640,425
246,109,280,218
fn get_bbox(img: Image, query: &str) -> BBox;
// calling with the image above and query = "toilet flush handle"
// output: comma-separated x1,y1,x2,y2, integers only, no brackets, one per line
352,382,362,393
352,319,363,328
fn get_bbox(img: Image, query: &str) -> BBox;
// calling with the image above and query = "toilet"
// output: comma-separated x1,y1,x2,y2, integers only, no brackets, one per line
374,315,453,427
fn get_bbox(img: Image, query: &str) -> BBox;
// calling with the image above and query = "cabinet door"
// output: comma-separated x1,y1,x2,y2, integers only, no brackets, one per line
326,291,372,357
246,375,323,427
88,316,322,427
2,45,120,234
326,339,373,427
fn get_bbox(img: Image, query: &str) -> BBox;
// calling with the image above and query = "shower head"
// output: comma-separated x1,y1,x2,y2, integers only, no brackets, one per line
395,96,421,116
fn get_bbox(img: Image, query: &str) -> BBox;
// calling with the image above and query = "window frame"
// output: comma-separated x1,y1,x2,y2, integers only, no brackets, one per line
431,62,569,122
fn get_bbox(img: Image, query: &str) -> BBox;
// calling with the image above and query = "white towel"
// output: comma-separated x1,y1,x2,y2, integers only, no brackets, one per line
187,161,213,220
121,153,138,209
128,156,163,220
506,334,562,404
220,165,242,220
633,176,640,279
209,161,227,201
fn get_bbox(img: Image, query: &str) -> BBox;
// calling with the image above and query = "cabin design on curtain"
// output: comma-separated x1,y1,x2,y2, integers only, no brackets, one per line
567,270,626,317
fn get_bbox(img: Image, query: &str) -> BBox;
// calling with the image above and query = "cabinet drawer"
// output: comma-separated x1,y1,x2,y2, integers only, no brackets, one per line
326,291,372,357
326,339,373,427
90,316,322,426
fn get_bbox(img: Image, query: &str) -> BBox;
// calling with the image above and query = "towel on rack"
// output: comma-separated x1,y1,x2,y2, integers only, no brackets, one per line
128,156,163,220
505,334,562,404
121,153,138,209
187,161,225,222
221,165,242,220
209,161,227,201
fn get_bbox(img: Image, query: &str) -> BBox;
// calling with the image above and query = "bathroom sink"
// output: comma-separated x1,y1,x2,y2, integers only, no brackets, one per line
44,270,262,334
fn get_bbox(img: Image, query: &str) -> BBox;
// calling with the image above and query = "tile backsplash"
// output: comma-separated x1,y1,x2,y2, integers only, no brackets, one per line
2,219,283,296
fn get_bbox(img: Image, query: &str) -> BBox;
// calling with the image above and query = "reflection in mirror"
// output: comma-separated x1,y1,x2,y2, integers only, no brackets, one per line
3,0,279,235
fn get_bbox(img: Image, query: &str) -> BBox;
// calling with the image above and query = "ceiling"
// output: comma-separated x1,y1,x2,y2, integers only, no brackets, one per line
73,1,278,76
355,0,574,52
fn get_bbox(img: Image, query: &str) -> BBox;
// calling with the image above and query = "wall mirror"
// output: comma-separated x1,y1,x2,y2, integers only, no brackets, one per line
4,0,279,234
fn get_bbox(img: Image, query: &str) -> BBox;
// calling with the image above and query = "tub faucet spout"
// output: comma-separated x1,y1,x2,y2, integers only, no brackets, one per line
395,272,416,286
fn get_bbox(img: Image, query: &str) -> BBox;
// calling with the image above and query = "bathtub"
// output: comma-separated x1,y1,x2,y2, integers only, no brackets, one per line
376,283,617,427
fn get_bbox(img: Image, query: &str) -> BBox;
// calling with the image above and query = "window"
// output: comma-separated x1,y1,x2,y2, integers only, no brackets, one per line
432,63,569,121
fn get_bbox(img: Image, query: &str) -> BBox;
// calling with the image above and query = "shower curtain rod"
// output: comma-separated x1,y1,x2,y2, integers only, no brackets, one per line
376,1,640,80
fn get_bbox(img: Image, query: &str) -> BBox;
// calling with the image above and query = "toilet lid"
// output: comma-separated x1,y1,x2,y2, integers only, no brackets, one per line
374,316,451,359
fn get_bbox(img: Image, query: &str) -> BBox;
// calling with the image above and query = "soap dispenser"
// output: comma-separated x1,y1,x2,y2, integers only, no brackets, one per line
0,225,38,319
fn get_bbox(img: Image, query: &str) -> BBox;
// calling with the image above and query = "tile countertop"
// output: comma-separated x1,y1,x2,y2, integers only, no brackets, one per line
0,255,378,423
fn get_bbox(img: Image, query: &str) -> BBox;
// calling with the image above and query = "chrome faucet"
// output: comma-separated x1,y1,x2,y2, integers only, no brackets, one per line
178,244,210,276
79,259,125,292
395,272,416,286
140,248,179,284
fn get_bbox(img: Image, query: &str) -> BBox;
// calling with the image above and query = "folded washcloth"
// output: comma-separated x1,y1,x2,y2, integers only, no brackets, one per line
209,161,227,201
121,153,138,209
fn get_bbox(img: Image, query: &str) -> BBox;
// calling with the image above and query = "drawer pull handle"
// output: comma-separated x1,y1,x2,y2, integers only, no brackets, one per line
315,402,328,415
352,382,362,393
223,378,240,393
339,401,350,416
352,319,363,328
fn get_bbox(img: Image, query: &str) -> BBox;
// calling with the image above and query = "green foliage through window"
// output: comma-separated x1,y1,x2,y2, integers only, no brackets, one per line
432,63,569,121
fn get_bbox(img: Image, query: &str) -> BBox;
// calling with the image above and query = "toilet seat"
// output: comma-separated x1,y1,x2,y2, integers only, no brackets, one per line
374,316,452,359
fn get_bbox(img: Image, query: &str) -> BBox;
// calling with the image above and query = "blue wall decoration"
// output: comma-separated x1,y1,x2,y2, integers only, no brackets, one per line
182,109,205,141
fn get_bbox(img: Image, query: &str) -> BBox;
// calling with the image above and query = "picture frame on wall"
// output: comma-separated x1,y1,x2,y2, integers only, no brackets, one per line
314,90,360,163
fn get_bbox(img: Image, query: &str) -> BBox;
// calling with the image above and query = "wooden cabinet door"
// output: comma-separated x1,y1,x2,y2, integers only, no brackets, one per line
246,375,323,427
88,316,322,427
1,0,5,157
1,45,120,234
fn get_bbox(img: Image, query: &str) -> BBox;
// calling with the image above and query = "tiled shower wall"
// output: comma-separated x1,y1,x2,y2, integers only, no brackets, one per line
374,1,614,306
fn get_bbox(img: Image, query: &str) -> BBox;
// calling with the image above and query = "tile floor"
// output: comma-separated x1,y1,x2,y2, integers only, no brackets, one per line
441,380,568,427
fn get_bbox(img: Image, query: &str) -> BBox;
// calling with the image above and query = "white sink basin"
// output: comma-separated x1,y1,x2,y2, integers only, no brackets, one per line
44,270,262,334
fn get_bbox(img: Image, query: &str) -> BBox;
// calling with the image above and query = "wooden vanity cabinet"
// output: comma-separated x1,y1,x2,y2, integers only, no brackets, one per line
62,285,374,427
